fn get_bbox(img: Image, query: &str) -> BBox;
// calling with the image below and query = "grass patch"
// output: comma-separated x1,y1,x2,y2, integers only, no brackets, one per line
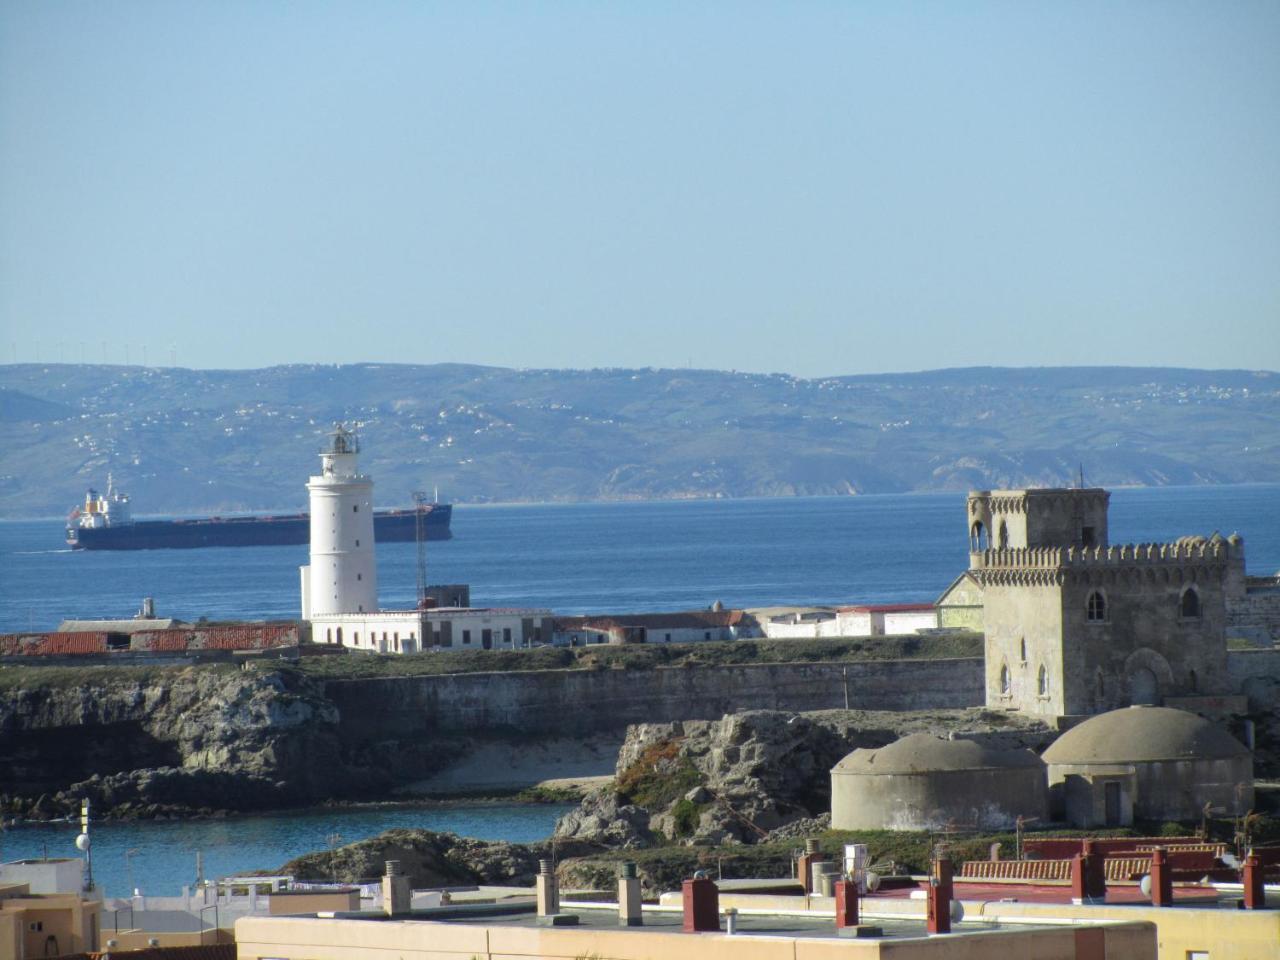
0,661,236,691
292,634,983,682
615,738,704,811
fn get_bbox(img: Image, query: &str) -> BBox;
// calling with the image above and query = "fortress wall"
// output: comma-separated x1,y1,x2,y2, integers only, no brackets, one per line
1228,588,1280,646
1228,649,1280,710
323,658,985,741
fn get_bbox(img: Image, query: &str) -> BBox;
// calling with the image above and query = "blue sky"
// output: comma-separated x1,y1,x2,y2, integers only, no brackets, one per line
2,2,1277,377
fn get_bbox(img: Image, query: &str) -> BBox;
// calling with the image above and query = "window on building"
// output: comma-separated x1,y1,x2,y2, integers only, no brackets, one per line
998,520,1009,549
355,539,359,547
462,630,471,644
336,627,343,644
970,521,989,552
1081,525,1097,547
357,573,362,581
704,631,711,640
353,505,359,512
1019,637,1027,662
1086,591,1106,622
665,633,672,642
1181,588,1201,619
326,628,332,643
999,663,1010,695
1038,664,1049,696
354,632,360,644
1096,669,1105,700
503,627,512,644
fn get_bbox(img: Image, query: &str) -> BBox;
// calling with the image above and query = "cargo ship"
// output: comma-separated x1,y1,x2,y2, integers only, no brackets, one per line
65,476,452,550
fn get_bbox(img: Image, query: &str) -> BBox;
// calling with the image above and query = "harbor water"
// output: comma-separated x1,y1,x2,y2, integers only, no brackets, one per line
0,804,573,898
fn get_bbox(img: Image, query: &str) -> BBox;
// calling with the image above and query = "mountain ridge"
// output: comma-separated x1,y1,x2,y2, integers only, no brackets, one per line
1,363,1276,519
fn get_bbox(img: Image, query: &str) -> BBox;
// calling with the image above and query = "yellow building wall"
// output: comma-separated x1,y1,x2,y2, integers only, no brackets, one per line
235,914,1154,960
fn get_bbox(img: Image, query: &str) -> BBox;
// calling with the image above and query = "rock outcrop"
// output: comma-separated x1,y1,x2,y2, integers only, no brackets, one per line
554,708,1056,847
279,828,596,888
0,664,350,819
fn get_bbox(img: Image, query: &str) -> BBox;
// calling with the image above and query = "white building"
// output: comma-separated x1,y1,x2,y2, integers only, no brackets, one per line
311,607,553,653
761,603,938,639
552,610,745,646
299,426,377,619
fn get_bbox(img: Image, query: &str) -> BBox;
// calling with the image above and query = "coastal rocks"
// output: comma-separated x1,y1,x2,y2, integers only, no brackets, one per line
0,665,350,818
554,707,1056,848
279,828,595,888
551,790,655,849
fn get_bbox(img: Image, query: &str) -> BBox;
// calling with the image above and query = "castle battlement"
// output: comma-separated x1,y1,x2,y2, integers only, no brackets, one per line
971,537,1239,572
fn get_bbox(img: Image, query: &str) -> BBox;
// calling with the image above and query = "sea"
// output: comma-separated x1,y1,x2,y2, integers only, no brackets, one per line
2,484,1279,894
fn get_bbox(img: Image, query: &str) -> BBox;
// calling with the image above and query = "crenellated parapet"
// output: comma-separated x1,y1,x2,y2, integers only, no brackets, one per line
972,538,1239,590
974,537,1234,569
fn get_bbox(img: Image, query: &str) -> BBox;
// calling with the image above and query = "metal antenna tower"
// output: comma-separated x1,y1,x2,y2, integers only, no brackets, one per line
413,491,429,608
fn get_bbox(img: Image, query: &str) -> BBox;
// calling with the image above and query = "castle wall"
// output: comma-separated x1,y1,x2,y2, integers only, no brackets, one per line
321,658,985,742
982,579,1065,716
1227,580,1280,646
1058,562,1230,715
1227,648,1280,710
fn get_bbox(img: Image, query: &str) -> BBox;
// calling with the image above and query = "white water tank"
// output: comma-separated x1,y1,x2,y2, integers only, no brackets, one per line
306,426,377,617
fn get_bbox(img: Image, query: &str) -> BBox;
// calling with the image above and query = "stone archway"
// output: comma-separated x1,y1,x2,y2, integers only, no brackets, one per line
1123,648,1175,706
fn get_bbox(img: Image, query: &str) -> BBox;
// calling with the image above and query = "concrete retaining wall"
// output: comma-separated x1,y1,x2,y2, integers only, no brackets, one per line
323,657,985,740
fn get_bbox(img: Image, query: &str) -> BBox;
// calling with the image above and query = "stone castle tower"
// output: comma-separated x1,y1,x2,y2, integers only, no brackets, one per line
968,488,1241,718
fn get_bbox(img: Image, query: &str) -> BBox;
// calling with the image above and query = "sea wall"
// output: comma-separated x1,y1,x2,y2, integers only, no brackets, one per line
322,657,986,742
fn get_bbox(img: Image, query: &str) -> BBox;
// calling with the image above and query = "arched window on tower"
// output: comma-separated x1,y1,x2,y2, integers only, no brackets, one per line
1019,637,1027,663
1095,669,1105,701
999,663,1011,696
336,627,343,644
1038,664,1049,697
1181,587,1201,619
998,520,1009,549
1087,591,1107,623
971,521,989,552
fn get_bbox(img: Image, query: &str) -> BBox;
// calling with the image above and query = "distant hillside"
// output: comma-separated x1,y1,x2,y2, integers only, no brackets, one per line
0,363,1276,518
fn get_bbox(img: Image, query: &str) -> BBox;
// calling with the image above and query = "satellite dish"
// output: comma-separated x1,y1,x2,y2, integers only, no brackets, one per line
75,833,90,851
865,872,881,892
950,900,965,923
1139,875,1152,897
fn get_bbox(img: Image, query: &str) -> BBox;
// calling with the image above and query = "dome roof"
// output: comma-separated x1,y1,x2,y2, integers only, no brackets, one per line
1042,706,1250,765
833,732,1044,776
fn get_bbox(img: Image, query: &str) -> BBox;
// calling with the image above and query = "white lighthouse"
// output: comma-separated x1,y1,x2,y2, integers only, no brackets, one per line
300,425,377,619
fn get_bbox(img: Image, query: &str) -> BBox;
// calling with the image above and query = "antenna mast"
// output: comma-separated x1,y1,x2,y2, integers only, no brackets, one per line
413,491,429,609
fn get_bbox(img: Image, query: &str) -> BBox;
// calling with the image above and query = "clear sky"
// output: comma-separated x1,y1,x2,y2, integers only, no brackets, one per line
1,2,1277,378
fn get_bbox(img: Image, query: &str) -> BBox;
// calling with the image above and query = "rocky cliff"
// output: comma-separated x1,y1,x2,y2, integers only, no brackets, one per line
553,708,1057,848
0,664,352,819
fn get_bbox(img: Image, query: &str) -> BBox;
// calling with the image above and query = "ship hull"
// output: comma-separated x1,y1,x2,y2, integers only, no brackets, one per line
66,505,452,550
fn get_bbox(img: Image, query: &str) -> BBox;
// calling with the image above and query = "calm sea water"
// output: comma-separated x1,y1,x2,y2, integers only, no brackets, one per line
2,486,1278,631
0,804,572,898
2,486,1278,895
